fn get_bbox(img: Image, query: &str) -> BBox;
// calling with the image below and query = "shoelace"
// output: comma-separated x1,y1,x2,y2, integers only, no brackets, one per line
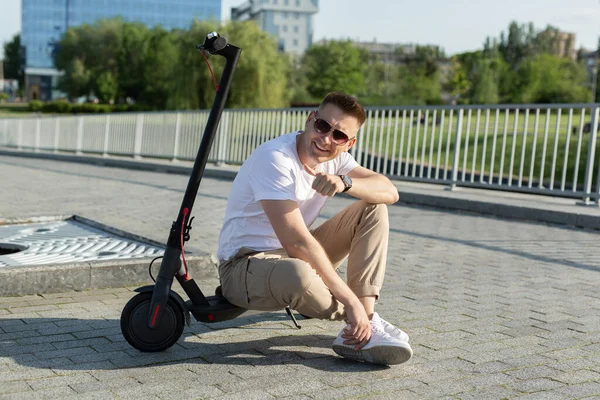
370,320,394,338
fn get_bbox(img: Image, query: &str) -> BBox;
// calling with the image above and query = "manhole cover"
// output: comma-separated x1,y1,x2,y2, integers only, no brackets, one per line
0,217,164,267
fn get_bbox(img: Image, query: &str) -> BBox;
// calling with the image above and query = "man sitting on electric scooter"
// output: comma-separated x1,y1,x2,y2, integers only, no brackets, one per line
217,92,412,366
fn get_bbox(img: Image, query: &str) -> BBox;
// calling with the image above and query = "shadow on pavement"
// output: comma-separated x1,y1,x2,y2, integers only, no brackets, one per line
0,314,387,373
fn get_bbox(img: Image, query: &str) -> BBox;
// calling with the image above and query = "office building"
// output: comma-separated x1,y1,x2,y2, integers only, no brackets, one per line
21,0,222,101
231,0,318,55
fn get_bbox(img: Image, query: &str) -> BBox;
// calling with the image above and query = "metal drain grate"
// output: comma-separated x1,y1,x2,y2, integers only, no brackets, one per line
0,219,164,267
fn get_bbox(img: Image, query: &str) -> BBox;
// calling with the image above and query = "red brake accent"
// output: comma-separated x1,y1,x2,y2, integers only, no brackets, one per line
151,304,161,327
200,50,219,93
208,313,215,321
181,208,190,280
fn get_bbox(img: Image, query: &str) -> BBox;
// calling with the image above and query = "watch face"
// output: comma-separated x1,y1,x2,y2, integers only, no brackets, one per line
342,175,352,188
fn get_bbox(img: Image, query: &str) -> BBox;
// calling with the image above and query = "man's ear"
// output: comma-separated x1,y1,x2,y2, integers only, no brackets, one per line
346,137,357,151
305,110,315,128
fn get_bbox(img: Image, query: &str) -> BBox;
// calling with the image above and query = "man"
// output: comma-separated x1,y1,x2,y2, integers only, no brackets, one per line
217,92,412,366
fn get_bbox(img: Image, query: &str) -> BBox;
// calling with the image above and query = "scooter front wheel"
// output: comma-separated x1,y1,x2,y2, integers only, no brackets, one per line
120,292,184,352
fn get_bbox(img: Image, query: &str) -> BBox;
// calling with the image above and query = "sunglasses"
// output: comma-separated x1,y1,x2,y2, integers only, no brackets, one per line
313,111,352,145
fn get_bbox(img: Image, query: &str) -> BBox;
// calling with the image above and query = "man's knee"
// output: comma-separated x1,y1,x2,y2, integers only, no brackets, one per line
270,259,346,321
361,202,389,229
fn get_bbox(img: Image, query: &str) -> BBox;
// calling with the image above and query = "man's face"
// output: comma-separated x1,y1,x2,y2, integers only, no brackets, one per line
300,103,360,166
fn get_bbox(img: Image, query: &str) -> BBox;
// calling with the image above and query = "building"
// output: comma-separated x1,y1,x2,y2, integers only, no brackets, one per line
536,29,577,60
231,0,318,55
21,0,222,101
317,39,442,66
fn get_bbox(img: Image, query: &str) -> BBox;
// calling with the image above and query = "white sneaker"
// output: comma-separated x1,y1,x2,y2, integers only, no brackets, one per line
373,312,410,343
332,316,412,366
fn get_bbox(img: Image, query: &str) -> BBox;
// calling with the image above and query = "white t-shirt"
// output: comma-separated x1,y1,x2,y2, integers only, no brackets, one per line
217,131,359,260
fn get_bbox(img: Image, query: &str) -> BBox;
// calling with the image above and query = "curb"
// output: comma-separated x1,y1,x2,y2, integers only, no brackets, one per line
0,254,218,297
0,149,237,180
395,191,600,230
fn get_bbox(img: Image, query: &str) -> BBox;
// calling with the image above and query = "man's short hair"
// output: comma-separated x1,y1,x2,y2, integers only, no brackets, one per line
319,92,366,127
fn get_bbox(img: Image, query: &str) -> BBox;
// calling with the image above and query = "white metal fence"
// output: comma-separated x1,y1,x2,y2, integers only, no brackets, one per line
1,103,600,204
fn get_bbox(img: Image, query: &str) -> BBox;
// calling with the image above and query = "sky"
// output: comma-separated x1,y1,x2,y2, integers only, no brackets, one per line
1,0,599,58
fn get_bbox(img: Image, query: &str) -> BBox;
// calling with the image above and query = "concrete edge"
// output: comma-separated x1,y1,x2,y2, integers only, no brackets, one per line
2,148,600,231
0,254,218,297
396,192,600,230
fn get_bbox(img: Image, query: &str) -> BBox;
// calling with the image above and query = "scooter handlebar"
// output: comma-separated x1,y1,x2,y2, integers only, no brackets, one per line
196,31,230,56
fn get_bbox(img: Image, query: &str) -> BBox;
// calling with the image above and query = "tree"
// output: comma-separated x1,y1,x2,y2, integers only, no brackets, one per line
2,34,24,92
168,20,290,110
117,21,151,103
515,54,588,103
54,19,127,101
470,59,499,104
447,57,471,103
139,27,178,109
95,71,118,103
302,40,367,99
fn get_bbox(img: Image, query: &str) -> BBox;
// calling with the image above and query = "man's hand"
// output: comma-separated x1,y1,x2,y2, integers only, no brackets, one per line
341,301,372,350
304,164,344,197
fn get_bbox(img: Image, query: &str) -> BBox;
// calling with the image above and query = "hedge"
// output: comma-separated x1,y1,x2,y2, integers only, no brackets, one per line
28,101,155,114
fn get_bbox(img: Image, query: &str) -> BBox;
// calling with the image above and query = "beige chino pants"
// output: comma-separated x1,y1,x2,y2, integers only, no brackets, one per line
218,201,389,321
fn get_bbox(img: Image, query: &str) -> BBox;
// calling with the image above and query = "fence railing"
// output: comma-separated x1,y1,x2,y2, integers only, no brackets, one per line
1,103,600,204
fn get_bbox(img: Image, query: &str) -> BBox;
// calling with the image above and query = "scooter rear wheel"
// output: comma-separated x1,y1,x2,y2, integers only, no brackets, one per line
120,292,184,352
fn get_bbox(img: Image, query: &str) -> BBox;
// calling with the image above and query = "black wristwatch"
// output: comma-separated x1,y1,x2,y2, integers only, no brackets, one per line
339,175,352,193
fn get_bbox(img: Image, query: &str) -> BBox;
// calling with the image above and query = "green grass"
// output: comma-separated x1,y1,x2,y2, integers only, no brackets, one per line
0,103,32,118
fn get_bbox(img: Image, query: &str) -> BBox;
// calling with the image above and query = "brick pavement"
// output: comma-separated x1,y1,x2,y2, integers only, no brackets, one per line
1,154,600,399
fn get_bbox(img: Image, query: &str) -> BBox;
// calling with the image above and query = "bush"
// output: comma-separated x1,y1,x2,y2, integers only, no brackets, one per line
29,100,43,112
25,100,156,114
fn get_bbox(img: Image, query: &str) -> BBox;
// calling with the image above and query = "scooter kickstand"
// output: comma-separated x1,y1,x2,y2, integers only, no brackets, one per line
285,306,302,329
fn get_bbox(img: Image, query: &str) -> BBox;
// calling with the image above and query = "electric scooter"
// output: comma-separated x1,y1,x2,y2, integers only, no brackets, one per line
119,32,249,352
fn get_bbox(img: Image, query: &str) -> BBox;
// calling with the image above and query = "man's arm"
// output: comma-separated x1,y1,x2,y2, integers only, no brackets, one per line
346,166,399,204
305,164,399,204
260,199,371,345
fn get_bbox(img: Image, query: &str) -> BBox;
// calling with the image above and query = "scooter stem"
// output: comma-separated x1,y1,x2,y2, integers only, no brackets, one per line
148,33,242,329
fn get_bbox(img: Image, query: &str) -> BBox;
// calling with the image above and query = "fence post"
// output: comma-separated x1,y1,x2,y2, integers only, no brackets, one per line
53,117,60,153
103,114,111,157
171,112,181,162
17,119,23,150
35,118,41,152
2,120,7,146
449,108,464,190
133,113,144,159
581,105,599,205
280,110,287,135
216,111,229,165
76,116,84,155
